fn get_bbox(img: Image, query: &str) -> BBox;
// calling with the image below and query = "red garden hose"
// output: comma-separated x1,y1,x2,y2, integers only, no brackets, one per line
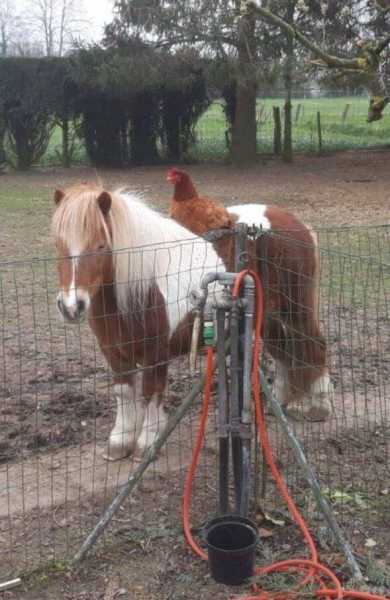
182,268,389,600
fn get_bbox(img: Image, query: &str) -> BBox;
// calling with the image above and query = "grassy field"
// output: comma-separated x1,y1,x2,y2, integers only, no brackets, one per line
36,95,390,166
194,95,390,159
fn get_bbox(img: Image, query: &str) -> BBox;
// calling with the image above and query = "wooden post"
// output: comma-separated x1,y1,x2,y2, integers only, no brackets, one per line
273,106,282,155
282,99,293,162
295,103,302,123
316,111,322,154
341,103,350,123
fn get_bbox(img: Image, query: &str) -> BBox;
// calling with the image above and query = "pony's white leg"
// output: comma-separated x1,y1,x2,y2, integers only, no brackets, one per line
103,382,146,461
284,370,333,422
137,396,167,451
272,362,291,407
306,370,333,420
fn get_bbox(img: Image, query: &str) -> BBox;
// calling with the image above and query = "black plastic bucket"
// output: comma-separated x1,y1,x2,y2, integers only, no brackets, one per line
205,515,258,585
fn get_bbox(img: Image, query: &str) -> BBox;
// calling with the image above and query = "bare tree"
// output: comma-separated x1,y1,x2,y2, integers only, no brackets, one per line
27,0,89,56
0,0,22,56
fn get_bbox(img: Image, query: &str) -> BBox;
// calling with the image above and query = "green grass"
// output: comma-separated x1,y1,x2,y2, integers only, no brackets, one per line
193,96,390,160
40,125,87,166
0,186,50,212
32,96,390,166
317,226,390,308
0,185,53,263
34,95,390,165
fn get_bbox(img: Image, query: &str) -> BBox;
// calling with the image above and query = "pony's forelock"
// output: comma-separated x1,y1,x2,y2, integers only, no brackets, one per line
51,184,113,254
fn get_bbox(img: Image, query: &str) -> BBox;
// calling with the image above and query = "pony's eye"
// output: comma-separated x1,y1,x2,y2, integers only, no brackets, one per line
97,244,106,251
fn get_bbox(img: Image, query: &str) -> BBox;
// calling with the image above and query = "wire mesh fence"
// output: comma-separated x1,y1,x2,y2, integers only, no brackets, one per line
0,244,221,579
259,224,389,560
0,224,389,583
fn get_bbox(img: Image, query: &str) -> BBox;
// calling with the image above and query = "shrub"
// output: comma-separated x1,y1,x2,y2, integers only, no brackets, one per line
0,57,68,170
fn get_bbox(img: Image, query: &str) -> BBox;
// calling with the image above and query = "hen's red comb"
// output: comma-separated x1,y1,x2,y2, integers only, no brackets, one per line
166,168,180,183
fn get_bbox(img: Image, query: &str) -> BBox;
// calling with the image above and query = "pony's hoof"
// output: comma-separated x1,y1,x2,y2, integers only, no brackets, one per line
284,397,332,422
102,442,134,461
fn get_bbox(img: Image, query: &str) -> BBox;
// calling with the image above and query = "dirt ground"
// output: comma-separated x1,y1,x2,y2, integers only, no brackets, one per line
0,150,389,599
1,148,390,242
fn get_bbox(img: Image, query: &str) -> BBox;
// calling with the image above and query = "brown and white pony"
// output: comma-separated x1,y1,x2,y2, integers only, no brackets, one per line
51,184,332,461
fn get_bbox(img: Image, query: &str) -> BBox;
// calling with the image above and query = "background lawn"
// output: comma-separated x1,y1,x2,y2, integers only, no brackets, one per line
33,96,390,167
193,96,390,159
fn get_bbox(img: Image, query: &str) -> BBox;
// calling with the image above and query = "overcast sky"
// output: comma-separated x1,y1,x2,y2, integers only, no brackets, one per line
83,0,115,41
12,0,115,45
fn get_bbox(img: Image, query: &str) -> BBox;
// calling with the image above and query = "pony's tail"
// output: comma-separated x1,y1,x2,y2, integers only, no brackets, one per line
258,230,328,397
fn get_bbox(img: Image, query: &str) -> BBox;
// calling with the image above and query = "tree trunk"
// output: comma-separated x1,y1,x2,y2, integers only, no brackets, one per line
1,24,7,56
162,93,181,161
282,0,294,163
61,117,70,167
130,94,159,165
61,97,70,168
0,112,6,168
273,106,282,155
231,12,257,167
120,117,130,164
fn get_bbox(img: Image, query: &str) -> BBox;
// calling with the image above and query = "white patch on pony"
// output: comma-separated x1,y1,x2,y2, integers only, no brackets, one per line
104,382,146,461
112,193,224,335
58,254,91,318
308,228,318,248
65,259,78,307
272,361,291,407
137,398,167,451
228,204,271,230
309,371,333,416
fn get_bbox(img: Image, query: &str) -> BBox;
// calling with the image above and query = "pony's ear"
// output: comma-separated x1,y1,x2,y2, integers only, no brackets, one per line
54,189,65,205
97,191,112,216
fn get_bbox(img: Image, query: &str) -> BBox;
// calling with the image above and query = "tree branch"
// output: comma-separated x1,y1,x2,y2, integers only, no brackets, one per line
375,35,390,56
244,0,388,73
153,29,237,51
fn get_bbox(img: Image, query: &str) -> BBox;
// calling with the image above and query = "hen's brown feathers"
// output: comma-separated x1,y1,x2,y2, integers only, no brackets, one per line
167,169,233,236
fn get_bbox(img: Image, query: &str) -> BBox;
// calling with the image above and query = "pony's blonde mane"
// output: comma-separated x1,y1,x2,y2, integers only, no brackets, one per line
51,183,203,314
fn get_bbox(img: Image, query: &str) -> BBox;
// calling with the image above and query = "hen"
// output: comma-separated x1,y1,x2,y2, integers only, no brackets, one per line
167,168,233,236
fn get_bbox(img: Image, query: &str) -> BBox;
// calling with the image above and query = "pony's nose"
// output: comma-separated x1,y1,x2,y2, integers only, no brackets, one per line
56,288,90,323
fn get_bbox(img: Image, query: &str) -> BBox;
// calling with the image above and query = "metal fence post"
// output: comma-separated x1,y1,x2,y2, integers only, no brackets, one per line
232,224,250,516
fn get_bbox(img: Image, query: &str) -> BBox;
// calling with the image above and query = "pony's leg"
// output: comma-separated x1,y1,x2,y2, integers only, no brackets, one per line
266,311,333,421
284,367,334,422
104,378,146,461
267,330,333,421
272,361,292,408
137,365,168,452
137,396,167,451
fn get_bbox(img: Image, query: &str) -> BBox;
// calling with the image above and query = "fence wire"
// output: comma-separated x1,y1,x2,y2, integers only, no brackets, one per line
257,224,389,560
0,225,389,581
